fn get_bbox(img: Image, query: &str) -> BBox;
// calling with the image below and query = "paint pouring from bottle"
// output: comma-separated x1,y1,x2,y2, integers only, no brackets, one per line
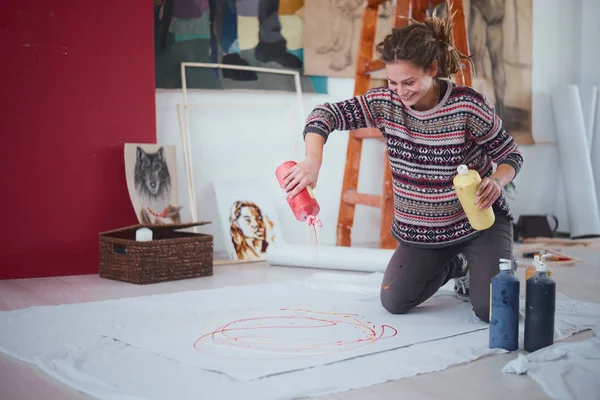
489,258,520,351
275,160,322,270
275,160,322,228
524,255,556,353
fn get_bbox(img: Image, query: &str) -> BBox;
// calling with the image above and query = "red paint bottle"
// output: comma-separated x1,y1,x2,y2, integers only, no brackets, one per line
275,161,321,224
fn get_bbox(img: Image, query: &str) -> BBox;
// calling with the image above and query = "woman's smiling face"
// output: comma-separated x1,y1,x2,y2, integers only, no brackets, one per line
385,60,438,108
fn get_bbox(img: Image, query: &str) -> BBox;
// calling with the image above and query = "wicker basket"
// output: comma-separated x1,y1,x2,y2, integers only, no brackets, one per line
99,221,213,284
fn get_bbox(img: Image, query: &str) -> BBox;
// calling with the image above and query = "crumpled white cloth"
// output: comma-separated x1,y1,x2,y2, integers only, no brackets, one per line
503,327,600,400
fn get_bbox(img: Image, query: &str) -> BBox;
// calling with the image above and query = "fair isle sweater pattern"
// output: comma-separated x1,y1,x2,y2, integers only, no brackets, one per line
303,82,524,247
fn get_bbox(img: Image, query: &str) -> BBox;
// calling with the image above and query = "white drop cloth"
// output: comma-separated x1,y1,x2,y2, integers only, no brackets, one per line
0,272,598,400
503,327,600,400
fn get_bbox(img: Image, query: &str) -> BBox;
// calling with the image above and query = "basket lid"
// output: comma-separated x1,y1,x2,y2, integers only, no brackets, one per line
100,221,211,236
140,221,211,231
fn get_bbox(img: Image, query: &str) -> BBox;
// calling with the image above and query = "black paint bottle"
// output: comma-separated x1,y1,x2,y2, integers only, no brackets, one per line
524,256,556,353
489,258,520,351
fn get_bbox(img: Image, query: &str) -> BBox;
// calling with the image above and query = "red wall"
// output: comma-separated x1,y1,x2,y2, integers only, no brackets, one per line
1,1,157,279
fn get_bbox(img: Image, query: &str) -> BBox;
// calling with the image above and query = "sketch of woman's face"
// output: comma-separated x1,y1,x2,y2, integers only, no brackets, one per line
235,206,266,240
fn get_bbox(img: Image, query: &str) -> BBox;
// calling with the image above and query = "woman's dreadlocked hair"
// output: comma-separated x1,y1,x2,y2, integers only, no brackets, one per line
375,0,474,80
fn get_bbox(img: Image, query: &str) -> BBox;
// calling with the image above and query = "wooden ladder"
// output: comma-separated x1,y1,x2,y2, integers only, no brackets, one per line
336,0,473,249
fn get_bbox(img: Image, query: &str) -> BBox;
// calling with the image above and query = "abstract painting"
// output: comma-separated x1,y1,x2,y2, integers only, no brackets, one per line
432,0,534,145
154,0,328,93
124,144,183,225
213,178,284,261
303,0,395,79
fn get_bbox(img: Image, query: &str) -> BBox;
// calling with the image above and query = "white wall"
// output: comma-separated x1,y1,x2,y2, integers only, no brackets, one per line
508,0,584,234
156,0,596,255
580,0,600,87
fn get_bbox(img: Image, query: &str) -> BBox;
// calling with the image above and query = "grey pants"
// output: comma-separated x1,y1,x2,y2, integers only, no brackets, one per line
258,0,285,44
380,215,513,322
210,0,284,47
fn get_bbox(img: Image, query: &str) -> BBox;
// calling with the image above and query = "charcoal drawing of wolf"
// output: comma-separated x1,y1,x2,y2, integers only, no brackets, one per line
134,146,180,224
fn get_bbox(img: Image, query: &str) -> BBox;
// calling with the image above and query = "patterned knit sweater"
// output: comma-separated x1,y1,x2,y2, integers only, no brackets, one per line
303,81,524,247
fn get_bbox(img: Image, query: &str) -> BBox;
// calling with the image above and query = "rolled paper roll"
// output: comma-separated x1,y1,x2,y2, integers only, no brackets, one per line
551,84,600,238
266,243,395,273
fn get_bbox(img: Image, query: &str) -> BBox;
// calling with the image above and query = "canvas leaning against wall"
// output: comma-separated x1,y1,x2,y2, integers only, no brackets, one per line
125,144,184,225
303,0,395,79
213,178,284,261
153,0,328,94
432,0,534,145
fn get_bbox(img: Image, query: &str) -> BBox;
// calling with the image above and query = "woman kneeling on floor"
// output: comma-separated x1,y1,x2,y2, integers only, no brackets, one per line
282,3,523,323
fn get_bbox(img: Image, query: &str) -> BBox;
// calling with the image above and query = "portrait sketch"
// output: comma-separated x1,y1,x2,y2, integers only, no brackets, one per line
124,144,183,225
303,0,394,79
229,200,275,260
432,0,534,145
213,178,284,261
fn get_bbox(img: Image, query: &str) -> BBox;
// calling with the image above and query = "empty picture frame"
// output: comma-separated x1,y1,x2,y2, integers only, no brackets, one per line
176,62,310,244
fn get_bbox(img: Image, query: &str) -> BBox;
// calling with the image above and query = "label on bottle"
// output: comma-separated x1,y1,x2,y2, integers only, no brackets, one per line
281,185,314,199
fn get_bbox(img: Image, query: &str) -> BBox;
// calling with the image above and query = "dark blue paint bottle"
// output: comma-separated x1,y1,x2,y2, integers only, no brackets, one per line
489,258,520,351
524,256,556,353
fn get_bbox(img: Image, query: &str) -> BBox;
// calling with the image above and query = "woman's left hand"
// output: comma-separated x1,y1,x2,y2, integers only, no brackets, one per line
475,177,502,209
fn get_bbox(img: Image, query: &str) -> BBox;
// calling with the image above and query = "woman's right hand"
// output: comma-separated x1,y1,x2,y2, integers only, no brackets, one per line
282,156,321,198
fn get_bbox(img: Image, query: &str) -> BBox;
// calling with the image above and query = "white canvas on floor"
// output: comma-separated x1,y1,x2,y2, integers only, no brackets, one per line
213,178,286,261
97,282,487,381
1,273,599,400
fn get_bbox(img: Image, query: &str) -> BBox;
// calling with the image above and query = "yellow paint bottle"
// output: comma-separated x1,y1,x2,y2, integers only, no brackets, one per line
453,165,495,230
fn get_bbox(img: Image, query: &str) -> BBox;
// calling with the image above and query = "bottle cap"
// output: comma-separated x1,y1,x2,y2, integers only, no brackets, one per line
532,254,550,272
499,258,512,270
135,227,153,242
457,165,468,175
535,260,548,272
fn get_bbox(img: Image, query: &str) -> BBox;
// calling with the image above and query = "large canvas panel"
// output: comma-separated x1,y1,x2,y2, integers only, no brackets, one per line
433,0,534,145
154,0,328,93
303,0,394,79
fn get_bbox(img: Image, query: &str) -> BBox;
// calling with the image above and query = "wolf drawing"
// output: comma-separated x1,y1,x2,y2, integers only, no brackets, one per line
134,146,181,224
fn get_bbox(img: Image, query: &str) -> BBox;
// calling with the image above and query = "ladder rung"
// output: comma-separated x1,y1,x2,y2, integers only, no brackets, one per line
362,59,385,75
367,0,389,8
353,129,384,140
343,190,383,207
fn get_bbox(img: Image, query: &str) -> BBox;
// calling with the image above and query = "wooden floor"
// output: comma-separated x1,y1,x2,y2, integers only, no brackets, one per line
1,242,598,400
